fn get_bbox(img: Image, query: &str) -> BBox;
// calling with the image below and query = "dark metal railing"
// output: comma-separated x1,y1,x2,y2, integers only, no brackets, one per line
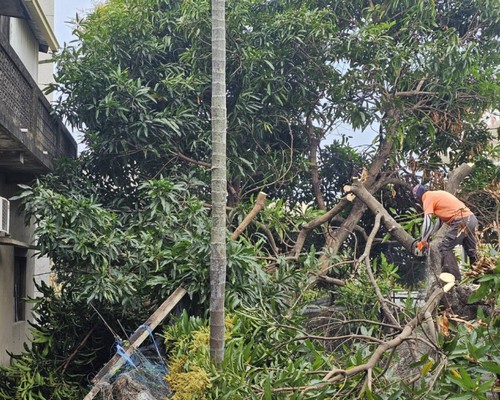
0,31,76,175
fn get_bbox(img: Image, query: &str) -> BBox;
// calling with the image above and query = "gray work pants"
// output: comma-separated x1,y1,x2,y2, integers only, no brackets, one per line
439,214,478,280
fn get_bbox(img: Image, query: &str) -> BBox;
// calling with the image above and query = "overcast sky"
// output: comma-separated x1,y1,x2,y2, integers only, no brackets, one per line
54,1,97,46
53,1,97,151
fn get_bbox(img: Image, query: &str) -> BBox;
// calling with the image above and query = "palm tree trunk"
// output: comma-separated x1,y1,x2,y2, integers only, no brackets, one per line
209,0,227,366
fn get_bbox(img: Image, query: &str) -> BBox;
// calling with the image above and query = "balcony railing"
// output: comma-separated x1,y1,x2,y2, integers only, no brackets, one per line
0,32,77,180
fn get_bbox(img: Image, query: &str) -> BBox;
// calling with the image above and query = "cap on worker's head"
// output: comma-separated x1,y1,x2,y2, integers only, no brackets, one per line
412,184,427,202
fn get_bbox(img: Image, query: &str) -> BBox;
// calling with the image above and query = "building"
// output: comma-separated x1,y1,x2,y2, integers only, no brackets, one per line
0,0,77,365
483,110,500,165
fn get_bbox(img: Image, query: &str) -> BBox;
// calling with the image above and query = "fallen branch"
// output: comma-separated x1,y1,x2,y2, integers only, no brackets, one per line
314,273,345,287
231,192,267,240
322,288,445,393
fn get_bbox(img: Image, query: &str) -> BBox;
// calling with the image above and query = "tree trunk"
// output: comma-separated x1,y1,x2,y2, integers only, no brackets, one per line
323,137,394,256
210,0,227,366
307,114,326,211
347,179,415,252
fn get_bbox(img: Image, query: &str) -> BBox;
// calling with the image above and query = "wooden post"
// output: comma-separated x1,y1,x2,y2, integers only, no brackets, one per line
83,286,187,400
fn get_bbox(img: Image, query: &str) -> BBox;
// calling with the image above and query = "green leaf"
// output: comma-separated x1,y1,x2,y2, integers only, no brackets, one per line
480,361,500,375
467,284,489,304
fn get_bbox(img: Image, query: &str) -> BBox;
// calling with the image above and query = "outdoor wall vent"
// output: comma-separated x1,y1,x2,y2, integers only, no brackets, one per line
0,197,10,236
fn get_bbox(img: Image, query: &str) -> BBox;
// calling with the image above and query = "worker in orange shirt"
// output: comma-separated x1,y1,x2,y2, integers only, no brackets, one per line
412,184,478,280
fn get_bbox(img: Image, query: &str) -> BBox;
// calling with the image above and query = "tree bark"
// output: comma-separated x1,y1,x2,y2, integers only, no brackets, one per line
231,192,267,240
291,137,395,263
210,0,227,366
346,179,416,253
307,114,326,211
445,163,474,194
322,137,394,257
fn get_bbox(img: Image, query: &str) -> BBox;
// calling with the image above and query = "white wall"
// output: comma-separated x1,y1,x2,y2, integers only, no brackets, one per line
9,17,39,81
38,0,56,100
9,0,57,99
0,0,57,365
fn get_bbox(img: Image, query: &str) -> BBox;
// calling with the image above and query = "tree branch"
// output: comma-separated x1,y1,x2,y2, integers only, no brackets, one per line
231,192,267,240
306,113,326,211
175,151,211,168
445,163,475,194
358,213,400,327
291,197,351,259
345,179,415,252
322,288,445,391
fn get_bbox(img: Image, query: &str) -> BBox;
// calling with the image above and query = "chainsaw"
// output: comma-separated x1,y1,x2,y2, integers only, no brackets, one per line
411,239,429,257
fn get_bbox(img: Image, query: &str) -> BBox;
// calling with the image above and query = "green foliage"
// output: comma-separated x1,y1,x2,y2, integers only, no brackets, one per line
17,178,270,313
0,281,104,400
429,311,500,399
4,0,499,398
336,254,400,321
162,309,338,399
48,0,346,203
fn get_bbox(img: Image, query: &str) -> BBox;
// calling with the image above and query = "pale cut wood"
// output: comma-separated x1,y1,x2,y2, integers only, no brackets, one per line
83,286,187,400
231,192,267,240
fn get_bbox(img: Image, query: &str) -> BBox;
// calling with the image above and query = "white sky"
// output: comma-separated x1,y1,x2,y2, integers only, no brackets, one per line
54,1,98,152
54,1,97,45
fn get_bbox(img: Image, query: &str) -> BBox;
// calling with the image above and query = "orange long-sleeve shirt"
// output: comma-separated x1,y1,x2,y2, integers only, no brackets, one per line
422,191,473,224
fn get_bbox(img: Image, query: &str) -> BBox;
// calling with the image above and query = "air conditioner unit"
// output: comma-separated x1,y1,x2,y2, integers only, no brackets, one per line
0,197,10,236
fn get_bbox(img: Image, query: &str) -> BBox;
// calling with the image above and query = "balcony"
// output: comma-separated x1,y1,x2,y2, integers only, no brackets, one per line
0,33,77,183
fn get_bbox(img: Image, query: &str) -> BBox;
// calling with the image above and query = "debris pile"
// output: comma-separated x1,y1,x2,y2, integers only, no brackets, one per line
100,346,171,400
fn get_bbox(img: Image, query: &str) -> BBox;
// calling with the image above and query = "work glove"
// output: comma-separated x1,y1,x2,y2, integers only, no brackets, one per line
414,241,429,257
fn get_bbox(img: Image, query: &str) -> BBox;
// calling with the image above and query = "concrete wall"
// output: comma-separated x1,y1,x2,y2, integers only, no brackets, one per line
0,0,61,366
0,175,37,365
9,0,56,99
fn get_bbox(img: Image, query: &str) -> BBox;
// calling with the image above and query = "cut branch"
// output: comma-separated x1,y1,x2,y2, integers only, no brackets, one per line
322,288,445,388
347,179,415,252
320,137,394,259
231,192,267,240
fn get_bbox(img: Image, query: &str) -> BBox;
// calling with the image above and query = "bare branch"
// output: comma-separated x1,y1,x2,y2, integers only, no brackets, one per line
175,151,211,168
306,113,326,211
358,213,400,327
322,288,445,392
231,192,267,240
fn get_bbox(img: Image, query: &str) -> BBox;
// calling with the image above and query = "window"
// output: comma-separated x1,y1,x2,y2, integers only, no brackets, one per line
14,255,26,322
